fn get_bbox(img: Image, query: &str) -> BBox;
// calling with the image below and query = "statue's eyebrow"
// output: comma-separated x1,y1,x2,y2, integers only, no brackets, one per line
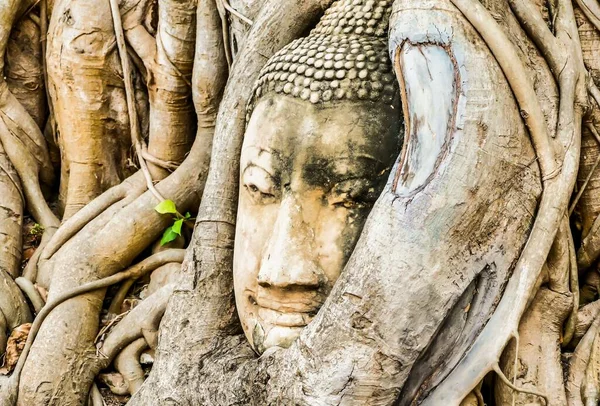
302,156,385,187
241,147,282,178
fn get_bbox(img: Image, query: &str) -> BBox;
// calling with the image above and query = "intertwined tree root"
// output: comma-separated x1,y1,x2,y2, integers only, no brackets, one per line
4,0,600,405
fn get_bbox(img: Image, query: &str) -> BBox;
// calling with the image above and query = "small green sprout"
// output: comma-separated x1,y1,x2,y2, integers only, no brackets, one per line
30,223,45,236
154,200,193,245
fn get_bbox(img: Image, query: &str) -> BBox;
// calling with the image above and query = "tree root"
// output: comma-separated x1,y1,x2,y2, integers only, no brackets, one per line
0,250,183,405
109,0,165,203
582,331,600,406
0,311,7,359
564,225,580,347
88,383,105,406
98,372,129,396
0,142,23,280
494,364,549,404
422,0,583,401
496,288,572,405
0,269,31,356
6,12,46,131
14,277,44,313
108,261,180,316
114,338,148,395
46,0,138,219
574,300,600,343
567,315,600,405
100,282,175,362
38,172,144,265
107,279,137,317
0,82,57,230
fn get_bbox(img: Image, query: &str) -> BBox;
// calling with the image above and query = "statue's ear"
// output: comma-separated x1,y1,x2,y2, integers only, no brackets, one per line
390,41,456,198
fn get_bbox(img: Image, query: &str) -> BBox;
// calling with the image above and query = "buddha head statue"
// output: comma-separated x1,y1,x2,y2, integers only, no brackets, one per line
234,0,401,354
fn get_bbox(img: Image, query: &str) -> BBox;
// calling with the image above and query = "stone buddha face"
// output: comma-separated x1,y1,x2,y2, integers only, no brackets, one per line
234,94,401,353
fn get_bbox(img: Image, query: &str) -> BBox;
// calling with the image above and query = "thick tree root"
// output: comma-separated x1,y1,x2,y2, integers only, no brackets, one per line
38,172,144,266
46,0,137,218
0,143,23,280
582,330,600,405
6,12,46,131
564,223,580,347
422,0,583,401
88,384,104,406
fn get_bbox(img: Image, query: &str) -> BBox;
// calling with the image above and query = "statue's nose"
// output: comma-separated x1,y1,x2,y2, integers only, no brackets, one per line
257,195,323,289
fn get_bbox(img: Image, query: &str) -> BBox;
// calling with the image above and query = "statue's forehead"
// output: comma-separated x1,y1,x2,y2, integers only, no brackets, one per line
245,96,393,152
242,99,397,185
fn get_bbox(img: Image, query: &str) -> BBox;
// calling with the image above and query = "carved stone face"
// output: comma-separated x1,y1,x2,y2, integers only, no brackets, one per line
234,94,401,353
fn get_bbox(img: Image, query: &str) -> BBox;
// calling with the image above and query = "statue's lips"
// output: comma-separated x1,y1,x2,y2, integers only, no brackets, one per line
256,304,316,328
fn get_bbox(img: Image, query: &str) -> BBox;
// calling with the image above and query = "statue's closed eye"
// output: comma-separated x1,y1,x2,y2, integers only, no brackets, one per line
242,165,278,204
327,178,378,210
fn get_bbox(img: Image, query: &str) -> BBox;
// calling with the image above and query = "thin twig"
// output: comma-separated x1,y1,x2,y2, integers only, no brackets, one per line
221,0,253,26
142,148,179,171
493,364,549,404
215,0,233,68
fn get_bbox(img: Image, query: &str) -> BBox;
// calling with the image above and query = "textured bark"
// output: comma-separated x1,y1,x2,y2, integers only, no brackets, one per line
495,288,572,405
0,0,56,233
6,14,47,131
0,144,23,279
47,0,135,218
575,5,600,269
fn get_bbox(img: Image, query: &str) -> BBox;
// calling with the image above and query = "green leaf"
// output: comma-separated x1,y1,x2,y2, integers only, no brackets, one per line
172,219,184,235
155,199,177,215
160,226,179,245
184,212,191,219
